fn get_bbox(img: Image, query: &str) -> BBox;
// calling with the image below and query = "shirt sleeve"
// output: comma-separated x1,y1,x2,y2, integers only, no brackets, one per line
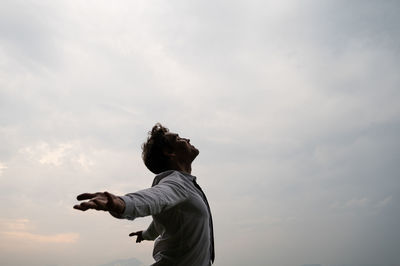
142,220,160,241
119,175,189,220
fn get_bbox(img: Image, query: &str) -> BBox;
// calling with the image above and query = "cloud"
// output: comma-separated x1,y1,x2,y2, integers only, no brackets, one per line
331,195,394,210
19,141,94,168
1,231,79,243
0,218,30,231
330,197,370,209
0,218,79,244
1,1,399,266
375,195,393,208
38,143,72,166
344,197,370,208
0,161,7,176
0,0,62,68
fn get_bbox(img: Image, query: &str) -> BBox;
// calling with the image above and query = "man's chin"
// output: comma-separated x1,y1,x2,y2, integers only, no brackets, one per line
192,148,200,158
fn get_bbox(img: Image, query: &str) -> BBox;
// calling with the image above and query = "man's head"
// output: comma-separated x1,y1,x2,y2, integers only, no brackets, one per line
142,123,199,174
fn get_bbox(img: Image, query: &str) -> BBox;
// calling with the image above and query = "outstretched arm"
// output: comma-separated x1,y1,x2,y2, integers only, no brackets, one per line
73,191,125,217
75,173,189,220
121,177,189,220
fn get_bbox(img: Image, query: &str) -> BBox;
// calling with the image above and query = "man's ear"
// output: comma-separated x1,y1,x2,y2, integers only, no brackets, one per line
163,149,175,159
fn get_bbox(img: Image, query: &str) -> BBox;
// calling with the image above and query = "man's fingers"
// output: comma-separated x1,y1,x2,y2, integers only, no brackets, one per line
76,193,99,201
129,232,139,237
129,231,144,243
73,203,91,211
73,201,99,211
74,192,119,212
73,204,88,211
129,232,143,243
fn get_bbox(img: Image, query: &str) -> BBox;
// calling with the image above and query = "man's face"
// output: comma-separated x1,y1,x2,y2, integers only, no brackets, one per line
165,132,199,163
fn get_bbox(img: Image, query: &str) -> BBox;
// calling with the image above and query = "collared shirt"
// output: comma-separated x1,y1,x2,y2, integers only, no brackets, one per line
120,170,214,266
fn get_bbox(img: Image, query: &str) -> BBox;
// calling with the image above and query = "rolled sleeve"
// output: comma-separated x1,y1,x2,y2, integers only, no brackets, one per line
119,195,137,220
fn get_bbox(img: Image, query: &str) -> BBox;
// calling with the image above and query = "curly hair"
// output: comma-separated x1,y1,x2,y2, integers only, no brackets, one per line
142,123,173,174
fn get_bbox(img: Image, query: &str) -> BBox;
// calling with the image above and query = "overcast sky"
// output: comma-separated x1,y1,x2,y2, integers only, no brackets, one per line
1,1,399,266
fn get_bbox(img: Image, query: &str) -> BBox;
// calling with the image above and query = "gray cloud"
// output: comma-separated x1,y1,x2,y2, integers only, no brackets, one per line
1,1,399,266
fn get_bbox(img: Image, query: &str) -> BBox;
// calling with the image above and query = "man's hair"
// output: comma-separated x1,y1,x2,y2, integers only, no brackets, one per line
142,123,173,174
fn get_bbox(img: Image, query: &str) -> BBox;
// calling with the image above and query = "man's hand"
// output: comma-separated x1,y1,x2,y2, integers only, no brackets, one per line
73,191,125,215
129,231,144,243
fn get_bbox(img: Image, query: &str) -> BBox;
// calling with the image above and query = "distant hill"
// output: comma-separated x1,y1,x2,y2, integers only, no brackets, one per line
98,258,145,266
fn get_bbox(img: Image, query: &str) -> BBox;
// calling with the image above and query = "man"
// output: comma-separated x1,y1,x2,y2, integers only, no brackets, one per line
74,123,215,266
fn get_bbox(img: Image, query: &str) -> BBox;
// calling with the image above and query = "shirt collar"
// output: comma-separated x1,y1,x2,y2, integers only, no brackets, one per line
152,170,196,186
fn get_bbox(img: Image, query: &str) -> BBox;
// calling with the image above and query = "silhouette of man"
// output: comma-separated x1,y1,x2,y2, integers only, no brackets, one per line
74,123,215,266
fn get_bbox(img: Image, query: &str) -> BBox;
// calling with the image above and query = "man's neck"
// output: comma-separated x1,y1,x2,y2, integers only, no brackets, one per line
170,162,192,175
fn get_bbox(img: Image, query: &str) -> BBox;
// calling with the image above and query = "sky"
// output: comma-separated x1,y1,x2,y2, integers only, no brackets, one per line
0,0,399,266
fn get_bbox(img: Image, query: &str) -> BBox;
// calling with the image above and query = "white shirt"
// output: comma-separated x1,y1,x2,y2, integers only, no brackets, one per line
120,170,214,266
